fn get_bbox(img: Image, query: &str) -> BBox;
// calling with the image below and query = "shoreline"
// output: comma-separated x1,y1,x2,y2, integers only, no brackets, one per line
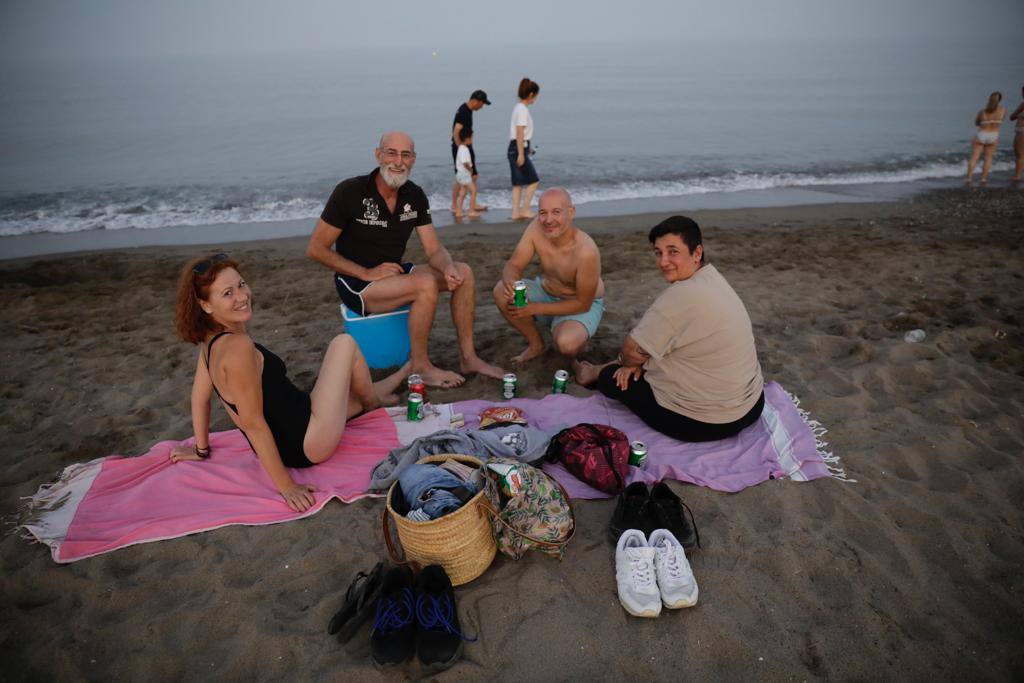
0,176,973,261
2,187,1022,679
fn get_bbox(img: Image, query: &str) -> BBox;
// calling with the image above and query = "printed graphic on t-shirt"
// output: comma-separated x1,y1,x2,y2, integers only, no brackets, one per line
358,197,387,227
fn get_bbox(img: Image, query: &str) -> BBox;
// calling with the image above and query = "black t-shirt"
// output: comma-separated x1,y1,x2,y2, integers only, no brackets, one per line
319,169,432,268
452,103,473,143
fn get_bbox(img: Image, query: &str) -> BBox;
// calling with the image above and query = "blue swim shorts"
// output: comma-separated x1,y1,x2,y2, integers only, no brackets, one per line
522,276,603,338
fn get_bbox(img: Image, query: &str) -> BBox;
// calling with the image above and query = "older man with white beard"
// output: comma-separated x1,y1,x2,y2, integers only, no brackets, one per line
307,131,503,388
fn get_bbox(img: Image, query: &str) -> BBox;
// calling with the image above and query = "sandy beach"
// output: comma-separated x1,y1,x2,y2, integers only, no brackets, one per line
2,188,1023,680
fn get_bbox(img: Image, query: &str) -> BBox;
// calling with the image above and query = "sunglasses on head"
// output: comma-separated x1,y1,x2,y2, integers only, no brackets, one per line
192,253,229,275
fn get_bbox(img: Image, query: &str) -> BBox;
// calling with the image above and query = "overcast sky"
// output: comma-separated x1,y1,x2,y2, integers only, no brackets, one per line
1,0,1022,60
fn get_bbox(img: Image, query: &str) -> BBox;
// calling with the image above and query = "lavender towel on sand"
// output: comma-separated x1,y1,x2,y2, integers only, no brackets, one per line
453,381,847,499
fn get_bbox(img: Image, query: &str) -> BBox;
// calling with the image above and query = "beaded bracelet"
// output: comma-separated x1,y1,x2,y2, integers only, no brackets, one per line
194,444,211,459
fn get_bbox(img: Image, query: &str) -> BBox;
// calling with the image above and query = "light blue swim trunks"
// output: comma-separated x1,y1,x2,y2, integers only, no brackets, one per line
522,276,604,338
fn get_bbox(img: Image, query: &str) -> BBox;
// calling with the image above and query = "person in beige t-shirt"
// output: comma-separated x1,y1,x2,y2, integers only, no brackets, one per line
575,216,764,442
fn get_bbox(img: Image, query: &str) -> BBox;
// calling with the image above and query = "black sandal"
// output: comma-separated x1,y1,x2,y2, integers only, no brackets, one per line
327,561,385,642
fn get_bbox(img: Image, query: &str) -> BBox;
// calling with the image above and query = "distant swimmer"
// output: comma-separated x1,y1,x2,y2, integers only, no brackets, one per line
574,216,765,442
965,91,1005,185
449,89,491,215
493,187,604,364
1010,85,1024,182
306,131,504,388
508,77,541,220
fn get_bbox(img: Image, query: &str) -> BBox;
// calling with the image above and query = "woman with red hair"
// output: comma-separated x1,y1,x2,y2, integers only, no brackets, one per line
172,253,406,512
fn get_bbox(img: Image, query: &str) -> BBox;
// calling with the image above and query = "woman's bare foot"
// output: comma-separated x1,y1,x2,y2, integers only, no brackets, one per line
373,360,411,400
572,359,598,387
460,355,505,380
519,210,535,219
416,363,466,388
511,343,546,365
572,359,612,387
471,204,488,212
467,210,482,218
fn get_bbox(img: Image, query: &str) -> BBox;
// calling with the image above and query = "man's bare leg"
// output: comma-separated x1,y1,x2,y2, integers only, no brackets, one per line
552,320,590,360
492,281,547,364
361,271,465,388
425,263,505,379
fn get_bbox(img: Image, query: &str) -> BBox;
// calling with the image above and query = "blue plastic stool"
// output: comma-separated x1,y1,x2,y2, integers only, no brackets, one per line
340,304,411,369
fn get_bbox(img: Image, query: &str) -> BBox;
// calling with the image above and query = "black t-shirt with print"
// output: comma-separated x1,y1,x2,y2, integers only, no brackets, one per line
320,169,432,268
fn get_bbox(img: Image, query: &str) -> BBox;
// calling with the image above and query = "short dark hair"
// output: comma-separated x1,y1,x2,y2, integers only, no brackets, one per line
648,216,705,263
460,126,473,140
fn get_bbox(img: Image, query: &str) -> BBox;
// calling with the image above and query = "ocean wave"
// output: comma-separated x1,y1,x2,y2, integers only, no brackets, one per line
0,157,1012,237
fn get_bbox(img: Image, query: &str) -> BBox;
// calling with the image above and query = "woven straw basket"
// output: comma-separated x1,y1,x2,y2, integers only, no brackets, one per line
382,454,497,586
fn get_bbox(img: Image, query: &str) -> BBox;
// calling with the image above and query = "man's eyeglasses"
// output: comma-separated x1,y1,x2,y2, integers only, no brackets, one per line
193,252,229,275
381,148,415,162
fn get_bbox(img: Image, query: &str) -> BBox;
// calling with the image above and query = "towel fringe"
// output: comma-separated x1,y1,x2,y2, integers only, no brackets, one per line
17,457,106,549
783,389,856,483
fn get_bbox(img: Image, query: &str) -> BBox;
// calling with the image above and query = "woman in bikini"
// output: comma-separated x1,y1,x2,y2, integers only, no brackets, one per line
965,91,1005,185
1009,85,1024,183
170,253,407,512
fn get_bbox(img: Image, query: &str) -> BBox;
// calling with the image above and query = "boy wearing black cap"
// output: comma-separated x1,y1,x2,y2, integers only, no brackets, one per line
450,89,490,214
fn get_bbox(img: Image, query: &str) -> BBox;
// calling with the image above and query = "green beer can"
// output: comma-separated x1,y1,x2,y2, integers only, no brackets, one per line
513,280,528,307
407,392,424,422
502,373,517,399
552,369,569,394
629,440,648,468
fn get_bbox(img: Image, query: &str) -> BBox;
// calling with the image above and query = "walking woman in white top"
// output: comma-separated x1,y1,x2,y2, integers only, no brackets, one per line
1009,85,1024,183
965,91,1005,185
508,77,541,219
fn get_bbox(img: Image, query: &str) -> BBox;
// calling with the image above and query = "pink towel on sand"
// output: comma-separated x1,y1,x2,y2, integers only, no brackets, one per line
22,408,398,563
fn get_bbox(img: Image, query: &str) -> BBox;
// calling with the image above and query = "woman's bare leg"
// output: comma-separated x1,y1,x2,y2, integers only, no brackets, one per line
521,182,539,218
1014,133,1024,181
965,140,984,183
304,337,412,462
511,185,523,218
304,335,378,463
980,144,996,183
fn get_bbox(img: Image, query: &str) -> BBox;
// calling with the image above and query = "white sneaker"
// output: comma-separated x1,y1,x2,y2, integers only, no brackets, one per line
615,529,662,618
648,528,699,609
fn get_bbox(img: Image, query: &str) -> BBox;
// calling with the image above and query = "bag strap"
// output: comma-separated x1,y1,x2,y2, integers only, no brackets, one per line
480,475,577,550
579,423,623,491
381,499,422,573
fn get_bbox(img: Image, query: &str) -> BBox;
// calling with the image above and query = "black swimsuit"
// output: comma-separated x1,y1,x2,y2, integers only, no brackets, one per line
205,332,314,468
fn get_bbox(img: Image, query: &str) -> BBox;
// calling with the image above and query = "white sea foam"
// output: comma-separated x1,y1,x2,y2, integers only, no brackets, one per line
0,159,1011,237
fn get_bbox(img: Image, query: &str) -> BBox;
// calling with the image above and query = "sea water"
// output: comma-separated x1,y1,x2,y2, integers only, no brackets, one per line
0,38,1020,247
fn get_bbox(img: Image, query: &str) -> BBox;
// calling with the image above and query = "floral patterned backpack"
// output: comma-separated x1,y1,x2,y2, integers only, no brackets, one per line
480,456,576,560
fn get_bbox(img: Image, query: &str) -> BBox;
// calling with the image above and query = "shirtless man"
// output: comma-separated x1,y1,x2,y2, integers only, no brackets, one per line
306,131,504,388
492,187,605,364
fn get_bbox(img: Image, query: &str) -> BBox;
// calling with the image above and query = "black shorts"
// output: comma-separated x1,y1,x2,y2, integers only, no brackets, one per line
335,262,415,317
508,139,539,186
451,142,477,176
597,364,765,442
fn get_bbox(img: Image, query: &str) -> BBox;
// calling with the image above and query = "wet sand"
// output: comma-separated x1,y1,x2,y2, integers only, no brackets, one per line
1,188,1022,680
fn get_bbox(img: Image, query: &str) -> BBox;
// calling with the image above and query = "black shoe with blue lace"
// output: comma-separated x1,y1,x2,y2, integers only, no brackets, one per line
370,566,416,667
415,565,475,672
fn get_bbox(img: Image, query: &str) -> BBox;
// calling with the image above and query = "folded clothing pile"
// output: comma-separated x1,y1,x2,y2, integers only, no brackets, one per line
397,461,484,522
